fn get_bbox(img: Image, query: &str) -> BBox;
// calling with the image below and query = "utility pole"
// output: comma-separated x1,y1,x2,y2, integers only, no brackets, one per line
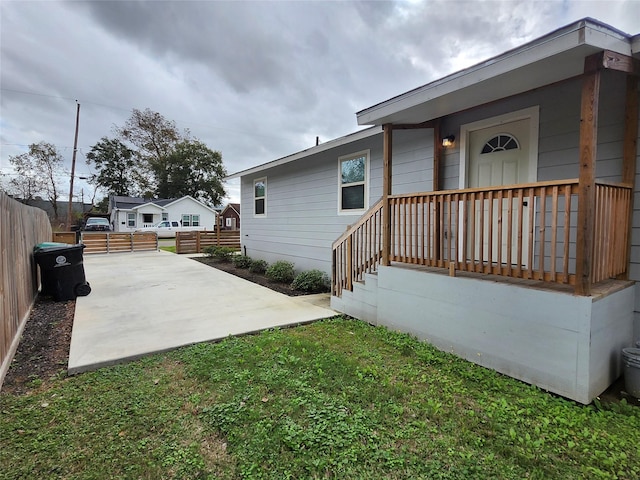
67,101,80,231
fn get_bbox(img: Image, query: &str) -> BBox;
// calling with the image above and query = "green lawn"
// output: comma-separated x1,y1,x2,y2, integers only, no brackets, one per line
1,317,638,479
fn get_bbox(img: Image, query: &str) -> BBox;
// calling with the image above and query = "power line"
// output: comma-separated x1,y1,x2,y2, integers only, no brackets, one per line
1,87,295,142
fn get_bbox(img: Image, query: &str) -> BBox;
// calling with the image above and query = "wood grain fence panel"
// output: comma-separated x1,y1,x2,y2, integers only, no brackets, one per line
1,193,52,390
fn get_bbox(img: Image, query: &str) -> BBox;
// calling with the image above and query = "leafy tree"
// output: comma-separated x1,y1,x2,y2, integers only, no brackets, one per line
8,142,64,218
159,139,227,205
93,196,110,213
117,108,188,193
86,137,139,196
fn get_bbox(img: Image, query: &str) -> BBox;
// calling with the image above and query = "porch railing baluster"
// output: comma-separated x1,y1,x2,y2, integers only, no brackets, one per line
332,179,631,297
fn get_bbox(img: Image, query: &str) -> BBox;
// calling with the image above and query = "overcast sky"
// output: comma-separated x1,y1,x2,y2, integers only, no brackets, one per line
1,0,638,205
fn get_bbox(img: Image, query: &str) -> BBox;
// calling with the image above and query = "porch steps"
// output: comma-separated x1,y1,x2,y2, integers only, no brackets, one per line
332,272,379,325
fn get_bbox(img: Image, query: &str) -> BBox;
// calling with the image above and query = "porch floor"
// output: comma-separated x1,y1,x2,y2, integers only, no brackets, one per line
387,262,633,300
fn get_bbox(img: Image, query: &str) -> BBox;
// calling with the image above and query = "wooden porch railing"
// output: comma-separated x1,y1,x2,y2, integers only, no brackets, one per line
332,179,632,296
332,199,384,297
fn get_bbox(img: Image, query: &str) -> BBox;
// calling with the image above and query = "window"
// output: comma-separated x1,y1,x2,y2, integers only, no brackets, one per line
254,177,266,216
226,217,232,227
481,134,519,154
339,151,368,213
181,214,200,227
142,213,153,224
127,213,136,227
162,212,168,221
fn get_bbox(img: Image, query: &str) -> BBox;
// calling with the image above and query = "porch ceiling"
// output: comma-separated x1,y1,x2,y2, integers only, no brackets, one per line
357,19,635,126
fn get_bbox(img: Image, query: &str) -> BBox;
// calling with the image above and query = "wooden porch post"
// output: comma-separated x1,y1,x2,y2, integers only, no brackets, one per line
382,124,393,266
575,60,601,296
433,119,442,262
621,76,639,279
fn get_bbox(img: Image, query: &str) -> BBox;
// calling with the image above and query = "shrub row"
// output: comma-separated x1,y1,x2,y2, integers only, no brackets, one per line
205,248,329,293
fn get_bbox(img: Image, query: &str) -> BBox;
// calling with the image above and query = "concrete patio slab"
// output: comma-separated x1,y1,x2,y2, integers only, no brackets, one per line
68,251,336,374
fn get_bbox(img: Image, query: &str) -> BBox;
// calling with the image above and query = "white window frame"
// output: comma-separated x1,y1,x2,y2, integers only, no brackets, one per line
226,217,232,227
127,212,136,228
181,214,200,227
254,177,267,217
338,149,370,215
162,212,168,221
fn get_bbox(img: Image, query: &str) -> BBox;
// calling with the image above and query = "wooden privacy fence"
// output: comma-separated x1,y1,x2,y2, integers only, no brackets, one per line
52,232,77,244
176,231,241,254
332,179,632,296
80,232,158,254
1,192,52,389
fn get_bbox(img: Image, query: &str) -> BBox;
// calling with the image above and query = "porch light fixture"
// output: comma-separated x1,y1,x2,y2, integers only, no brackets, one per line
442,135,455,147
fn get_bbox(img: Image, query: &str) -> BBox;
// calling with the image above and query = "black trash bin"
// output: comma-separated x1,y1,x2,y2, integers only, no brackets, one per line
34,242,91,301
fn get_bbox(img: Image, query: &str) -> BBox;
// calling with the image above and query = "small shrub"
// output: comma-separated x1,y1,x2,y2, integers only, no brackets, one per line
233,255,252,269
266,261,295,284
204,246,235,262
291,269,330,293
249,259,268,274
213,247,236,262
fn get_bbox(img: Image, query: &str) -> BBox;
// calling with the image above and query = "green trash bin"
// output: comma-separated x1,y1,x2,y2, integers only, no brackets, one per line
34,242,91,301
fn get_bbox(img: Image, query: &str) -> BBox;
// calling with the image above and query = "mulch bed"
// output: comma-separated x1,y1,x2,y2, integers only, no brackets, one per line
1,298,75,395
192,257,311,296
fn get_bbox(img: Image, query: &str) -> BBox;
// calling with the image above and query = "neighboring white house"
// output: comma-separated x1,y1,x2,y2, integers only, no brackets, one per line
228,18,640,404
109,195,218,233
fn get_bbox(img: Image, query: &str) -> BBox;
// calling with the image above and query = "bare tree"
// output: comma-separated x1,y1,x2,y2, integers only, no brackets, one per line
8,142,65,219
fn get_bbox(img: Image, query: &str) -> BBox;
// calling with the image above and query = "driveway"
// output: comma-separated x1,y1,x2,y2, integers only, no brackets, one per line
68,251,335,374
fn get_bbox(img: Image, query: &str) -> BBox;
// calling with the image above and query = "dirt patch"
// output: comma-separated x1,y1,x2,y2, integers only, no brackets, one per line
1,298,74,395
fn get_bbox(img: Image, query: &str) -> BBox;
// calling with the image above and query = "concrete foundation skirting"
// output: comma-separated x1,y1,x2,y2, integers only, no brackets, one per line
331,266,635,404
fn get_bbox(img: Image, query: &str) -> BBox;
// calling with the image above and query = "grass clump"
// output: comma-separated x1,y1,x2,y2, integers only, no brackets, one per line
248,259,268,274
2,318,639,479
265,260,295,283
291,269,330,293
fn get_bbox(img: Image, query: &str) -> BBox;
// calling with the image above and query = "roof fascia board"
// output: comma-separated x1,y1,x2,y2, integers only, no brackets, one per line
133,202,165,211
165,195,217,213
226,127,380,179
357,19,632,126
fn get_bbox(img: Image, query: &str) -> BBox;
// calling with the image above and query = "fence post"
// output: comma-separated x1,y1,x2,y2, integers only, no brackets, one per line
216,214,221,246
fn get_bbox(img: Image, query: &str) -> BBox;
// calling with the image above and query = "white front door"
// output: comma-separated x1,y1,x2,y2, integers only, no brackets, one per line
467,118,532,266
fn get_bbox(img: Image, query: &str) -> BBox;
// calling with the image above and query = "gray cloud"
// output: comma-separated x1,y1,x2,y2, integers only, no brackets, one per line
2,0,638,203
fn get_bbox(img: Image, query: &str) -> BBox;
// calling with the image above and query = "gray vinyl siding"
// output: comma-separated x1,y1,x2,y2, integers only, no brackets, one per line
240,130,433,274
